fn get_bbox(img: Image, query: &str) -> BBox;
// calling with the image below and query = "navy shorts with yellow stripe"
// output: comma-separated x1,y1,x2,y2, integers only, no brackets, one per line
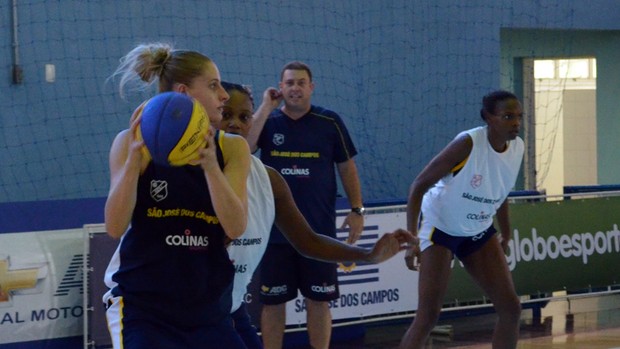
105,296,246,349
418,220,497,259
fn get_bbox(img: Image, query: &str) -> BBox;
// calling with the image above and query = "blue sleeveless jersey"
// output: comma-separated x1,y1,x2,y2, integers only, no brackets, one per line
110,131,233,327
258,106,357,243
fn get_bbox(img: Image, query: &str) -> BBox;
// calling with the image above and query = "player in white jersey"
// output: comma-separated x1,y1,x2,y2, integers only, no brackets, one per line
400,90,524,349
221,81,417,349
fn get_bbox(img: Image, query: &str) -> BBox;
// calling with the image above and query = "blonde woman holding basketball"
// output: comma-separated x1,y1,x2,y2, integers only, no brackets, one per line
103,43,250,349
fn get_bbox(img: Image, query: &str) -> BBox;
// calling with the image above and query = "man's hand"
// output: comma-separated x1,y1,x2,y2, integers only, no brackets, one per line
262,87,282,110
341,212,364,244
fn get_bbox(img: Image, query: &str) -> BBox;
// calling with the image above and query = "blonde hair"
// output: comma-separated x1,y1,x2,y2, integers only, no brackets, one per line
111,42,213,99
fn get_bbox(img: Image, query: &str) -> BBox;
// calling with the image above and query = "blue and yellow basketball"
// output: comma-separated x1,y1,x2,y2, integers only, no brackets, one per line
136,92,209,166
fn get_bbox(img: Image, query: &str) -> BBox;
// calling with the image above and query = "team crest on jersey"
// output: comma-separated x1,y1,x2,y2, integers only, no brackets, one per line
338,262,356,273
150,180,168,202
470,174,483,189
272,133,285,146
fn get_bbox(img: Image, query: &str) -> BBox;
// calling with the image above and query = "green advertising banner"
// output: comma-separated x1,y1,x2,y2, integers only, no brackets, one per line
444,196,620,303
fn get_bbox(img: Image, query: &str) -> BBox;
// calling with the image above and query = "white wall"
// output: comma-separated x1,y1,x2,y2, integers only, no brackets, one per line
563,90,598,186
534,82,597,196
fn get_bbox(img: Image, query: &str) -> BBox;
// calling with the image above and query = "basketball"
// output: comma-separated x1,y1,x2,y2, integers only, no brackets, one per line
135,92,209,166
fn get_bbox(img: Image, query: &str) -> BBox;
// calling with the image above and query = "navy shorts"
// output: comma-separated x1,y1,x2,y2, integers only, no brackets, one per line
259,243,339,305
231,303,263,349
106,296,247,349
418,221,497,260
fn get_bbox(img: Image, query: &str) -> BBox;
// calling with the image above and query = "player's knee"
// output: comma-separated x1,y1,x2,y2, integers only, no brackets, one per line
496,295,521,321
413,315,440,335
305,298,332,314
412,307,442,332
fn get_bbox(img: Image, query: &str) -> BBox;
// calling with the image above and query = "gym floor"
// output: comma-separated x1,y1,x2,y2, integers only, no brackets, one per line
285,292,620,349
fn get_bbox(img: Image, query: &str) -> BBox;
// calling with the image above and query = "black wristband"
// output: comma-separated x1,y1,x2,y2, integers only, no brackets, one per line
351,207,365,216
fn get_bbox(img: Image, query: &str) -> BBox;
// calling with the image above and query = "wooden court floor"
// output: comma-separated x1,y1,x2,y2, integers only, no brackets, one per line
323,293,620,349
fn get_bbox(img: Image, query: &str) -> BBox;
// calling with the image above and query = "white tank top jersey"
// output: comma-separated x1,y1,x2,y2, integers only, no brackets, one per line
103,241,121,304
228,155,275,313
421,126,524,237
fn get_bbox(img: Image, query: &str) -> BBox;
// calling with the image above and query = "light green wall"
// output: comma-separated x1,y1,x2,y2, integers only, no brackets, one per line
500,29,620,186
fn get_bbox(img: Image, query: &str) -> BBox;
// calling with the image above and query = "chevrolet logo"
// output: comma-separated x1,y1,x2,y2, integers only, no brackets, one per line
0,256,47,304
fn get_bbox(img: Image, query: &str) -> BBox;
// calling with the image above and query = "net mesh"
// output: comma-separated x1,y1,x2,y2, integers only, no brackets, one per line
0,0,613,206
